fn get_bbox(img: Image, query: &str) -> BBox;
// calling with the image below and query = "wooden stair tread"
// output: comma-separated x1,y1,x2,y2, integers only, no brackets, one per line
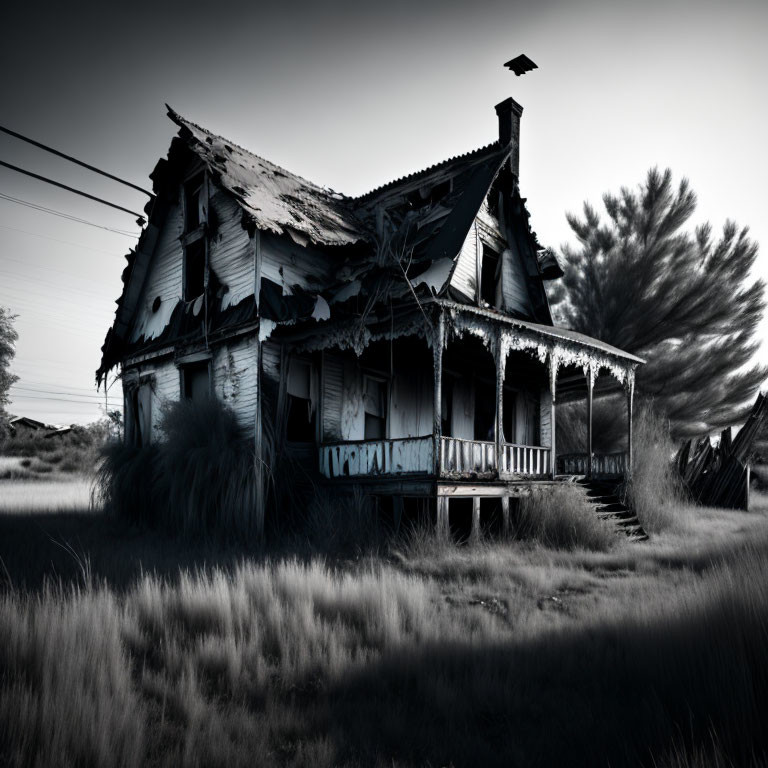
577,481,648,542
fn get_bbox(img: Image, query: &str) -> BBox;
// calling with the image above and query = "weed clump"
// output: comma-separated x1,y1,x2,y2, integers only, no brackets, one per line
514,484,616,551
627,403,684,533
94,398,261,542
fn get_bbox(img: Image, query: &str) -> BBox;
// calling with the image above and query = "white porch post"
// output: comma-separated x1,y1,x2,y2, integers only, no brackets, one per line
495,331,506,476
587,363,594,480
626,370,634,481
433,310,445,478
549,352,558,480
433,311,447,536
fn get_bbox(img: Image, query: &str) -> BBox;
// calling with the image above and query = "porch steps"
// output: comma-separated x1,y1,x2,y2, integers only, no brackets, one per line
576,479,649,542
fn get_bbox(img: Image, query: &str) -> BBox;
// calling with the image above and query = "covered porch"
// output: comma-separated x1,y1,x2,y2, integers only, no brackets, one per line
306,301,642,485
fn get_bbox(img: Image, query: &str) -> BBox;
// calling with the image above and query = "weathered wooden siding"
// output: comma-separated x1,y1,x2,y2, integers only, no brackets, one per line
208,191,255,309
501,246,532,317
212,335,259,438
341,359,364,440
130,202,184,343
449,222,478,301
540,387,552,447
124,358,180,440
129,184,258,345
261,340,281,385
321,352,344,441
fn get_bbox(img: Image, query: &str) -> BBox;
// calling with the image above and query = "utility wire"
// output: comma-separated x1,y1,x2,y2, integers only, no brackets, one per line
10,393,122,406
0,124,154,198
0,196,136,237
0,160,146,224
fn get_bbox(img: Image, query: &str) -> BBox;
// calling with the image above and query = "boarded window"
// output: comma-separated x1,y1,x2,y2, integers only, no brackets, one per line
184,240,206,300
183,361,210,403
286,359,316,442
480,245,500,307
184,174,205,232
363,375,387,440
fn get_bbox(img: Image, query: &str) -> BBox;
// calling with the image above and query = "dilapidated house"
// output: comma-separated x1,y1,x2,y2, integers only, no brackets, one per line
98,96,644,535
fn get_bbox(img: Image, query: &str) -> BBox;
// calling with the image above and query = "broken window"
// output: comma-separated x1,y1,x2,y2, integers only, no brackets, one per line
286,359,316,442
184,239,206,300
183,361,211,403
363,375,387,440
480,245,500,307
184,174,205,232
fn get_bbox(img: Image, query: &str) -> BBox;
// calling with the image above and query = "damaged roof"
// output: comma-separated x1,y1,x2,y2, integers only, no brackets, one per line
167,107,367,247
97,109,546,381
355,143,504,202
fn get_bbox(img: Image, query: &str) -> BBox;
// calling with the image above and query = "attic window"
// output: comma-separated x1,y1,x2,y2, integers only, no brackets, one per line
184,174,205,232
480,244,500,307
184,240,206,300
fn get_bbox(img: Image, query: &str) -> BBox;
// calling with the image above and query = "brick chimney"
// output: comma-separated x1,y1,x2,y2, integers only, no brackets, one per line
495,97,523,177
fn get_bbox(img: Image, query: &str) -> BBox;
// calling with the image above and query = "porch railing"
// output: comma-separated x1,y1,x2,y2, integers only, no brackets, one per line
500,443,551,477
320,436,558,480
558,452,627,477
440,437,496,476
320,436,433,478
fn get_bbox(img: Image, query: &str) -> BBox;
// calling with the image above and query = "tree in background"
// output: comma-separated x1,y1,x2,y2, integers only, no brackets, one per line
550,168,766,438
0,307,19,445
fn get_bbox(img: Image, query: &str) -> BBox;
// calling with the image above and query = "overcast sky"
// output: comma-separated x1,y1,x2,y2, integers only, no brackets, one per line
1,0,766,425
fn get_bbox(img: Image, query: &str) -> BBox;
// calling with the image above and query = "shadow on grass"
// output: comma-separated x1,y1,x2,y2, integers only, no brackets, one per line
314,591,768,767
0,511,266,592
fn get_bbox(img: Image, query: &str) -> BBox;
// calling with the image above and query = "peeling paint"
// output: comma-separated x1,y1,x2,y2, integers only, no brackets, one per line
259,318,277,342
320,437,434,478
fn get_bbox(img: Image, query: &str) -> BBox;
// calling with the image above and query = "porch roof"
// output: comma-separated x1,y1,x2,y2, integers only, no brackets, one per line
433,300,645,365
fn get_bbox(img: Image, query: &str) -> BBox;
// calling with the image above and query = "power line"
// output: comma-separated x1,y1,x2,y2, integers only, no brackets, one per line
0,123,154,198
0,160,146,223
0,192,137,236
12,386,107,400
10,393,122,406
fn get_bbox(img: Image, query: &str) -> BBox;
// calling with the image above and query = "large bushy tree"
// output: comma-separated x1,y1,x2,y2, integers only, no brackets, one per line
550,168,766,438
0,306,19,444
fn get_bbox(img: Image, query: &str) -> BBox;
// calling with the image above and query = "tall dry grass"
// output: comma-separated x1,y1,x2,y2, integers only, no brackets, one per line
515,483,617,551
1,541,767,767
628,402,685,533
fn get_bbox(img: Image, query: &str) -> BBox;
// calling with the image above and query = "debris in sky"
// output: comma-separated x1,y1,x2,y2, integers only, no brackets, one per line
503,54,538,76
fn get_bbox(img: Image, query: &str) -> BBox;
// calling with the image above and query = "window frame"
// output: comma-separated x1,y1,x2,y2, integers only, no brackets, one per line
362,372,389,441
179,358,212,403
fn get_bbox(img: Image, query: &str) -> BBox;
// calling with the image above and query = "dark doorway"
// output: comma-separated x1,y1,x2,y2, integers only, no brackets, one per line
474,378,496,441
449,498,473,543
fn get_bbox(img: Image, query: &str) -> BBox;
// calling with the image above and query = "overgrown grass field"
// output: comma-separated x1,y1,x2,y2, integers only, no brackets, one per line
1,472,767,767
